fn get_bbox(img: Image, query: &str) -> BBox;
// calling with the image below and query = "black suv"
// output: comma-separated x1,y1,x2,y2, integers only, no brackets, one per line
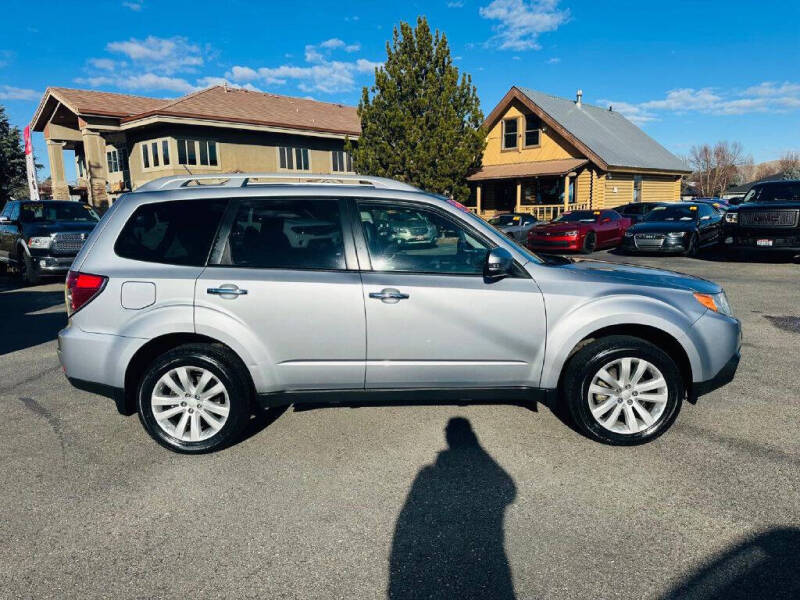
0,200,100,284
723,180,800,254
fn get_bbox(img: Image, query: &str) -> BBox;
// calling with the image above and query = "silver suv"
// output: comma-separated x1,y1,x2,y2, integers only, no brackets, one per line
58,174,741,453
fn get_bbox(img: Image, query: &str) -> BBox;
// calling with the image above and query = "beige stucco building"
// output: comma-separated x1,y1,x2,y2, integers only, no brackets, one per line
467,87,690,219
31,85,360,208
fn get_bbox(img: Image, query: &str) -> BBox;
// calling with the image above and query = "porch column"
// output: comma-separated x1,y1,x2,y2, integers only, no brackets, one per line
515,180,522,212
563,174,570,211
46,140,70,200
476,184,482,215
81,129,109,208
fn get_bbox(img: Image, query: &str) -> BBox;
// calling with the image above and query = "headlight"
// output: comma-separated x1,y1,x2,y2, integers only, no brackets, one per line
27,236,52,249
624,231,634,237
693,291,733,317
563,230,578,237
667,231,686,238
725,212,738,224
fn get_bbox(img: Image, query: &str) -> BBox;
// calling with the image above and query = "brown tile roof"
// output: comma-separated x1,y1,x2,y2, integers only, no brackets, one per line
467,158,589,181
49,87,169,117
37,85,360,136
124,86,360,135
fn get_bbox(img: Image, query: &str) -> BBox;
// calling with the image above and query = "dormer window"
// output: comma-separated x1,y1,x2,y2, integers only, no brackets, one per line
524,114,541,147
502,118,518,150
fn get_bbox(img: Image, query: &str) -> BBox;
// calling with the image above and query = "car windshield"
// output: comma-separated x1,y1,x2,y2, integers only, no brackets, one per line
20,202,100,223
644,206,698,222
553,210,599,223
489,215,519,226
743,183,800,203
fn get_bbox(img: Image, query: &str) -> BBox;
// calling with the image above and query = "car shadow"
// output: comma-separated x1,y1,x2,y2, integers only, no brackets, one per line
659,527,800,599
0,284,67,356
387,417,517,599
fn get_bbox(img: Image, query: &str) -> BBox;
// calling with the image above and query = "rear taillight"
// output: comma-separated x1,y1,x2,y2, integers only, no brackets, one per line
65,271,108,316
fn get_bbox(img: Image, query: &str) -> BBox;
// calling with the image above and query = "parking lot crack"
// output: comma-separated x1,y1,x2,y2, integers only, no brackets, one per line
19,396,68,467
764,316,800,334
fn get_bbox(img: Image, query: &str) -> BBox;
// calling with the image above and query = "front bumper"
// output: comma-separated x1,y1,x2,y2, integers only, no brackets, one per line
527,237,582,251
723,230,800,251
693,351,740,397
32,255,75,272
622,235,691,253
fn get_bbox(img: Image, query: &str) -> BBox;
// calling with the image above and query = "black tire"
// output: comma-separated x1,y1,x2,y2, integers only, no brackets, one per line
683,234,698,257
580,232,597,254
20,250,40,285
137,343,253,453
561,335,684,446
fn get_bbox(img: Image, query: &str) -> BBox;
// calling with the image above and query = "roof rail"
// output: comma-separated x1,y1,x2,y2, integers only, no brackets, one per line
133,173,420,193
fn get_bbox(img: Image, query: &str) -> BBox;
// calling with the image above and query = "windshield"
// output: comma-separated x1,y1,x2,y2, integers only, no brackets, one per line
644,205,698,222
743,183,800,203
553,210,599,223
489,215,519,226
20,202,100,223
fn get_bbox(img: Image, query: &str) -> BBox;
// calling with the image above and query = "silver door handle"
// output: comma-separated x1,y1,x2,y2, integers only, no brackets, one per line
207,287,248,296
369,288,409,301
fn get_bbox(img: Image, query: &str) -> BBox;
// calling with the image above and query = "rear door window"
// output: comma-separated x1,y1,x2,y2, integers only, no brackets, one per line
114,199,227,266
215,198,346,270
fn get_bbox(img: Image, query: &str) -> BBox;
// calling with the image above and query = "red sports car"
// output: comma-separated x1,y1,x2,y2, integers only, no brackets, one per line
526,209,632,253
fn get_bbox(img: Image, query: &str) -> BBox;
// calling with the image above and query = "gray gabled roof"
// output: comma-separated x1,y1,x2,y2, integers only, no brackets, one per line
517,87,689,173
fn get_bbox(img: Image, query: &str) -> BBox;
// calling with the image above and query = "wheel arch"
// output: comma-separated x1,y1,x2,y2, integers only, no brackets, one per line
557,324,693,395
121,332,255,415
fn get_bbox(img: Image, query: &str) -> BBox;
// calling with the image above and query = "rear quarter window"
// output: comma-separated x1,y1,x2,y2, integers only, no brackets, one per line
114,199,227,266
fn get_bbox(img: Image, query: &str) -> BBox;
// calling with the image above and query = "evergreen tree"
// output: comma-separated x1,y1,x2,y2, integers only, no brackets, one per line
350,17,485,202
0,104,28,203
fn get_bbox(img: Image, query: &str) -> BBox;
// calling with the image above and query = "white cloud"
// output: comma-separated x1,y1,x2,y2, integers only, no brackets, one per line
547,57,560,64
226,39,381,94
106,36,204,74
601,81,800,124
345,43,361,53
88,58,117,71
122,1,143,10
479,0,569,51
447,1,464,6
0,85,41,101
75,73,197,94
196,77,263,92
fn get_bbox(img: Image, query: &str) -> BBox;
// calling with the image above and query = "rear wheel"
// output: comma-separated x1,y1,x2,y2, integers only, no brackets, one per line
137,344,252,453
581,232,597,254
562,335,684,445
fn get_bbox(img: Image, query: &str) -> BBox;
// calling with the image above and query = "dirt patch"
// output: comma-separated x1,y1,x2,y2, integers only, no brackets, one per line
764,316,800,334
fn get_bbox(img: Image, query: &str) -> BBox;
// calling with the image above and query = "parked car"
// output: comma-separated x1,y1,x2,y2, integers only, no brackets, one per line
489,212,539,241
621,203,723,256
723,180,800,254
58,173,741,453
686,197,730,212
0,200,100,284
526,209,632,254
611,202,669,224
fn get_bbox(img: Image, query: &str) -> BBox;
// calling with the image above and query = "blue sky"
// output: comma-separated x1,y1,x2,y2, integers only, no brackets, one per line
1,0,798,181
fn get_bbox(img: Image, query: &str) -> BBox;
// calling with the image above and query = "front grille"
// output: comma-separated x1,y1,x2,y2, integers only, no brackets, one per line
739,209,799,228
634,233,665,248
410,227,428,235
51,233,88,255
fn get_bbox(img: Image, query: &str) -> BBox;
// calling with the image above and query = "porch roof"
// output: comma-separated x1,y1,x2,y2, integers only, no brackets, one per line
467,158,588,182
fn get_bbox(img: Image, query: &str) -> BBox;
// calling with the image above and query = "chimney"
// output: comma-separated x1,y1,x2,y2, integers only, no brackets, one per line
576,89,583,108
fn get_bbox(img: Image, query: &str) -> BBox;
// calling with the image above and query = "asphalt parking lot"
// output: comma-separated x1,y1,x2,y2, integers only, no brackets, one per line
1,251,798,600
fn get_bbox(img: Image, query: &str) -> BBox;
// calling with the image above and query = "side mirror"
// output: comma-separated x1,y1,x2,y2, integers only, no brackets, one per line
484,247,514,280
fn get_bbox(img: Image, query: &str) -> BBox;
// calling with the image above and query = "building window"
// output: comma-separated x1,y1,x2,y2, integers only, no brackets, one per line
279,146,310,171
633,175,642,202
162,140,170,166
502,118,518,150
142,144,150,169
331,150,353,173
176,139,218,167
208,141,218,166
106,149,121,173
151,142,160,167
524,115,540,147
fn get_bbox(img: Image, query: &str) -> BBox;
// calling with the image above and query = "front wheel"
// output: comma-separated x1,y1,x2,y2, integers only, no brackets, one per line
580,232,597,254
683,234,698,257
20,251,40,285
137,344,252,453
562,335,684,445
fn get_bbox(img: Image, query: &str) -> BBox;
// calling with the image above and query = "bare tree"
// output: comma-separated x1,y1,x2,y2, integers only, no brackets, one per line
689,141,746,197
777,151,800,179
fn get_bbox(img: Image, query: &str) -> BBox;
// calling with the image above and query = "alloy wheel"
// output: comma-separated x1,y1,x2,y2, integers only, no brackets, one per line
150,366,230,442
587,357,668,434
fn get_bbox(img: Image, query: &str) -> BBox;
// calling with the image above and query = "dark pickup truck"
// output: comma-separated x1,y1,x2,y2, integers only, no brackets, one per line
723,180,800,254
0,200,100,284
